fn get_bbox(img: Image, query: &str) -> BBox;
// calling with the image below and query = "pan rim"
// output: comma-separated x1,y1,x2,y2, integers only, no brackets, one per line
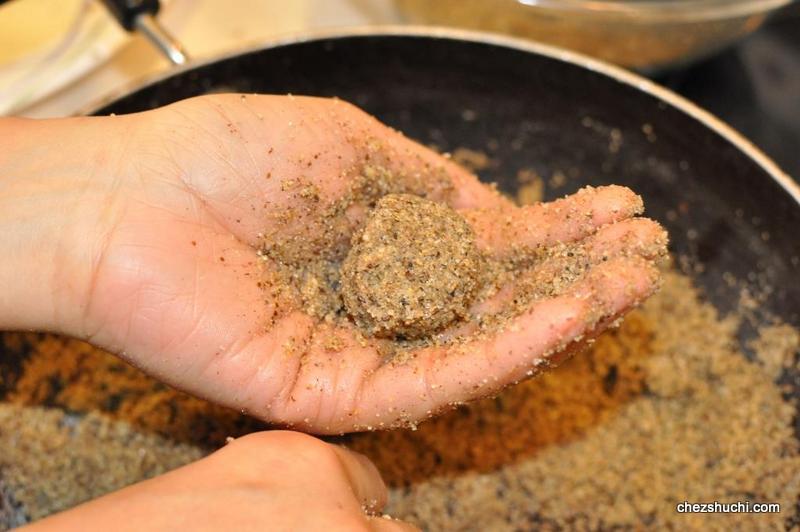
84,25,800,208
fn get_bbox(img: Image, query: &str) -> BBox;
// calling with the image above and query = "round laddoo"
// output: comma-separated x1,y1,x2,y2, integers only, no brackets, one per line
341,194,482,339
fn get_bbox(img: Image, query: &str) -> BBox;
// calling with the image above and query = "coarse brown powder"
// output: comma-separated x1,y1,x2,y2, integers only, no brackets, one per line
0,404,203,523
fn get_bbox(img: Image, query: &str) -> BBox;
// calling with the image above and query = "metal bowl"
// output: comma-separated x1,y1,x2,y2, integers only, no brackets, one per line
394,0,793,71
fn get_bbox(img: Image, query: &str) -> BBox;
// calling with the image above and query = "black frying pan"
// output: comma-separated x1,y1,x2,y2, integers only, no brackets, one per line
89,29,800,338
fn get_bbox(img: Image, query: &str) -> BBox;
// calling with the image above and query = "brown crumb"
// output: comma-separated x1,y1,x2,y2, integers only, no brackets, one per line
516,168,545,205
549,171,567,189
324,335,346,352
451,148,492,172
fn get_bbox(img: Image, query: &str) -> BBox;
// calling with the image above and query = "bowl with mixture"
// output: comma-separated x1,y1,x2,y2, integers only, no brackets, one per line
394,0,794,71
1,29,799,530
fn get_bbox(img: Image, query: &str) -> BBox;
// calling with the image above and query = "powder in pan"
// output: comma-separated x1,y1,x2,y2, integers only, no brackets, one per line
1,270,798,530
0,404,202,522
0,478,25,530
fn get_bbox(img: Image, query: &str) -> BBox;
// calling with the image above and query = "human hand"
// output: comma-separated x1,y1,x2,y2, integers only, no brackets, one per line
0,95,666,433
23,431,413,532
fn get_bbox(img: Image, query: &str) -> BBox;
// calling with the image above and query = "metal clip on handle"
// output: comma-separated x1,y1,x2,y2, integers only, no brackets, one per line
100,0,189,65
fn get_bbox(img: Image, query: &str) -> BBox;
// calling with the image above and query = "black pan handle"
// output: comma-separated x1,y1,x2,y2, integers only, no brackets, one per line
99,0,160,31
99,0,189,65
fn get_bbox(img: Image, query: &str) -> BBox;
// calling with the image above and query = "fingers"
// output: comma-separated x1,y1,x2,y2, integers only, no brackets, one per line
462,185,644,256
354,255,660,427
223,431,388,512
585,217,668,261
461,217,666,324
505,217,667,308
329,444,389,513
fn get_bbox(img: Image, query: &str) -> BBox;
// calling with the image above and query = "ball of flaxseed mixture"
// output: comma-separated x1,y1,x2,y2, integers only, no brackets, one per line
341,194,482,339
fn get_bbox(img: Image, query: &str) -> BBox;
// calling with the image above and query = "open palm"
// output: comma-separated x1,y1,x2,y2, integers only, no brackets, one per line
73,94,665,434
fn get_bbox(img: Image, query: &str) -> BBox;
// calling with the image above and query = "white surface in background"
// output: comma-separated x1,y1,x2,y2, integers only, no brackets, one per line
10,0,401,118
0,0,130,115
